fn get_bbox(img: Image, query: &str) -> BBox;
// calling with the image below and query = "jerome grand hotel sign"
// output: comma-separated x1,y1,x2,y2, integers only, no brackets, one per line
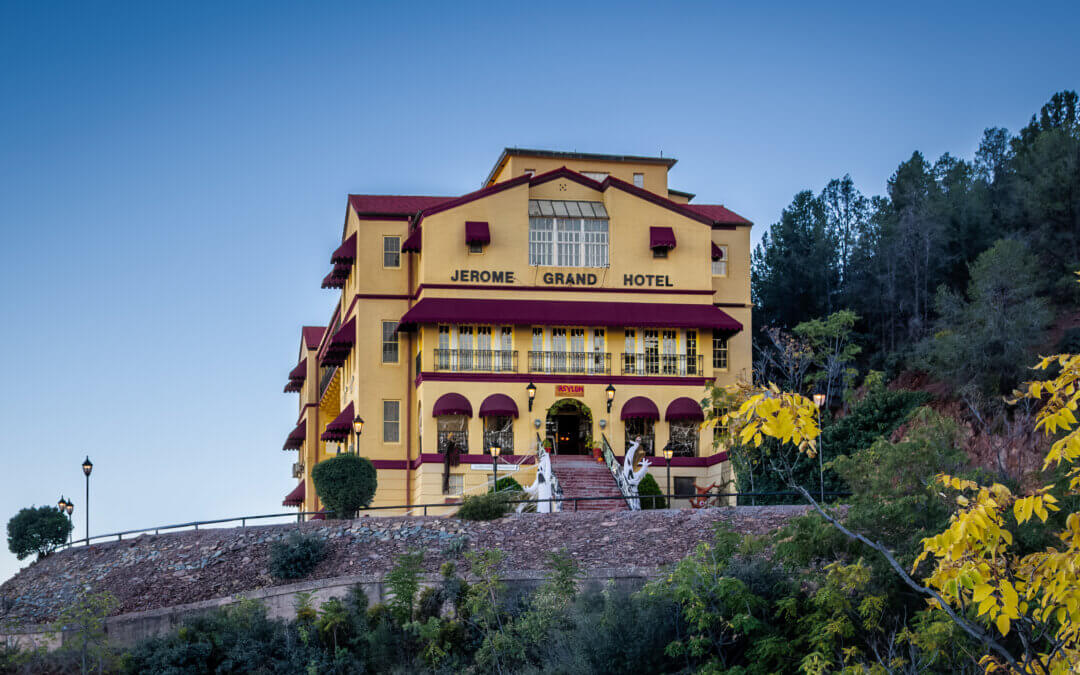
447,268,676,288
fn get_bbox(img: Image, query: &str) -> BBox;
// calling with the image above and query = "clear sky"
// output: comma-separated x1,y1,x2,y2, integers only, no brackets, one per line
1,1,1077,582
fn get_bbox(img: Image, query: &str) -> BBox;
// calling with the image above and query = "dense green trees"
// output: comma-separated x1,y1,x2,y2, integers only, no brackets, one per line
753,90,1080,378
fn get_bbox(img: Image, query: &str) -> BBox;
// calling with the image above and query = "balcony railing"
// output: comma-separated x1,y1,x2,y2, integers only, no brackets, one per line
620,353,705,376
318,365,338,397
434,349,518,372
528,351,611,375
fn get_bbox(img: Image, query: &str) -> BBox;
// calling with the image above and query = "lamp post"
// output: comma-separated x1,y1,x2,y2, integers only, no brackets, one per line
490,445,502,492
82,457,93,545
812,394,826,502
526,382,536,412
605,384,615,414
352,415,364,455
65,499,74,544
662,446,674,509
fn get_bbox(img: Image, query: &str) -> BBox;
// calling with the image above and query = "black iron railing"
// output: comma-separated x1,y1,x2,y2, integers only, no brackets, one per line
56,490,854,549
319,365,338,397
528,351,611,374
620,353,704,376
433,349,518,372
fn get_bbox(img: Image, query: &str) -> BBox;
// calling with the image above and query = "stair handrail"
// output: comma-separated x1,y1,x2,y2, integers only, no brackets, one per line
537,433,564,510
600,434,634,510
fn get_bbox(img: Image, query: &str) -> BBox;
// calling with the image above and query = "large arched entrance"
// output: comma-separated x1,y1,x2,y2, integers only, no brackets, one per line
544,398,594,455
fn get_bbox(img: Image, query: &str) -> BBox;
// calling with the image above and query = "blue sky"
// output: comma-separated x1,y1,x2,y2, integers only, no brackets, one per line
0,1,1076,582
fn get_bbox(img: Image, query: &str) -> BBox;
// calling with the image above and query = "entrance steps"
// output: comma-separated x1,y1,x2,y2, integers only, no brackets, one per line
549,456,626,511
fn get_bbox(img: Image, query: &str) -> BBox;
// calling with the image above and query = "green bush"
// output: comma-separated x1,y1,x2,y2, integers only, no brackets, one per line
488,476,523,494
7,505,72,560
311,454,377,518
268,531,326,580
456,492,509,521
637,473,667,509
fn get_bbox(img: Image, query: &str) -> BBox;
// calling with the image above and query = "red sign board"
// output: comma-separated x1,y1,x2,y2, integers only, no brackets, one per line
554,384,584,397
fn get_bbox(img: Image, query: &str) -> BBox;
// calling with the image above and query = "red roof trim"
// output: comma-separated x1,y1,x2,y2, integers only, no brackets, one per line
321,402,355,441
413,173,532,227
302,326,325,350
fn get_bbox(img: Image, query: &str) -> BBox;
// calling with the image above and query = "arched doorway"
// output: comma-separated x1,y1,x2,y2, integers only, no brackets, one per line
544,398,594,455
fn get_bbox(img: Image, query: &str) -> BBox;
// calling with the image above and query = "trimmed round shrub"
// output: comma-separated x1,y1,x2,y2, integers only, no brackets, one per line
456,492,509,521
638,473,667,510
488,476,523,494
312,454,377,518
269,532,326,580
7,505,73,560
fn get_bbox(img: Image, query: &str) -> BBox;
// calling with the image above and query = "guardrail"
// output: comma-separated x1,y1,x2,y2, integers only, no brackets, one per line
56,490,852,550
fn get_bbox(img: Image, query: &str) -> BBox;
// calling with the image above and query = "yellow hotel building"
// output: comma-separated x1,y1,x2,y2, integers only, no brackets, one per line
281,148,752,515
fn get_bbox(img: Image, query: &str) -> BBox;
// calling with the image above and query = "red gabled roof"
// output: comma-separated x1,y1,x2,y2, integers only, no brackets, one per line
302,326,325,350
347,195,452,218
683,204,752,226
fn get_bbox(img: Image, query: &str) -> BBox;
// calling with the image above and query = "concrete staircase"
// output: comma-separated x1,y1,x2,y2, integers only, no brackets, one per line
550,455,626,511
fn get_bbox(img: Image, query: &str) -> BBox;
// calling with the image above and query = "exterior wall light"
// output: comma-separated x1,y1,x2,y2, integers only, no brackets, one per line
58,496,67,512
662,447,674,509
352,415,364,454
813,393,826,409
526,382,537,411
605,384,616,413
491,445,502,489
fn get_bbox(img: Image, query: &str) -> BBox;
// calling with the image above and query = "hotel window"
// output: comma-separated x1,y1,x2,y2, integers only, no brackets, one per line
484,416,514,455
633,173,644,188
624,329,637,373
713,406,729,448
437,325,451,369
643,330,660,374
383,236,401,268
712,331,729,370
437,415,468,453
686,330,699,375
457,325,474,370
382,322,399,363
669,420,698,457
499,327,514,370
661,330,677,374
625,418,655,455
712,245,728,276
582,171,609,182
383,400,400,443
653,247,668,259
528,200,609,268
444,473,464,495
592,329,606,373
477,326,492,369
551,328,567,372
469,241,484,254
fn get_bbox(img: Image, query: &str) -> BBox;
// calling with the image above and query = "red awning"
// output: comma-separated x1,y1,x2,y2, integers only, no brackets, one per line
283,481,305,507
711,242,724,260
284,360,307,393
283,422,306,450
399,298,741,332
401,226,422,253
321,402,354,442
621,396,660,421
432,393,472,417
331,234,357,264
322,318,355,367
478,393,518,418
665,397,705,421
321,263,350,289
649,226,676,250
465,221,490,245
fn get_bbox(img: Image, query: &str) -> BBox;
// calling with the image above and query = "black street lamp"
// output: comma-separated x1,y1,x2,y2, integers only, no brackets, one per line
662,446,674,509
65,499,74,544
526,382,536,412
605,384,616,413
491,445,502,491
58,496,67,512
352,415,364,454
82,457,93,545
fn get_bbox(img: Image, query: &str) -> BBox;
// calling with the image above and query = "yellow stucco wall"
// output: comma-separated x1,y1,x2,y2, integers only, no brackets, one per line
285,150,753,515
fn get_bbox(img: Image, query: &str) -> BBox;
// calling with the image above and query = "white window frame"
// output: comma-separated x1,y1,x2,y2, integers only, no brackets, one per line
633,173,644,188
712,245,728,277
529,217,608,268
383,400,400,443
381,321,399,363
383,236,401,268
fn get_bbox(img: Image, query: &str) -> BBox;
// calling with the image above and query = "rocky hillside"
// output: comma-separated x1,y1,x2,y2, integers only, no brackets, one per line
0,506,810,627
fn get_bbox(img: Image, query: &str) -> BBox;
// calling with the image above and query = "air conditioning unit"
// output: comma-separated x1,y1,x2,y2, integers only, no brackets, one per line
292,462,304,479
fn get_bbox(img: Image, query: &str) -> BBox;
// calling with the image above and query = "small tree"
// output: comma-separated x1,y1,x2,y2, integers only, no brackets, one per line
311,454,377,519
7,506,72,560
